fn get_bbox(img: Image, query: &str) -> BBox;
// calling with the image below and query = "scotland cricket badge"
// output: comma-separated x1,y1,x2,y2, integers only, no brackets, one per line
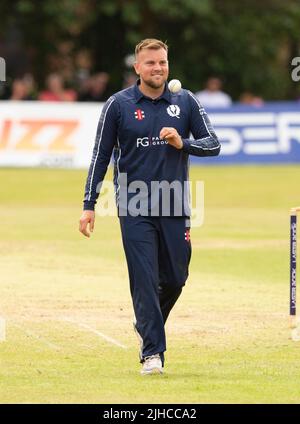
135,109,145,120
167,104,180,119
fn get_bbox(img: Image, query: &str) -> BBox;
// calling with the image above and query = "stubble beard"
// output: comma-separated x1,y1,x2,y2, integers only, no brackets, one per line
143,76,167,90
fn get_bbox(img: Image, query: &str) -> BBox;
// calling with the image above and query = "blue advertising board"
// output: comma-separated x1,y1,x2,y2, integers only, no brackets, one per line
193,102,300,164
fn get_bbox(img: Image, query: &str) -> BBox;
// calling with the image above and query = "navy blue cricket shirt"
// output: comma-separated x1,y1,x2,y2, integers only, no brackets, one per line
83,80,220,216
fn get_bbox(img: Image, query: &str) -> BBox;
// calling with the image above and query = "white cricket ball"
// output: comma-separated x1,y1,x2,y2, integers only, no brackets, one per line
168,79,182,94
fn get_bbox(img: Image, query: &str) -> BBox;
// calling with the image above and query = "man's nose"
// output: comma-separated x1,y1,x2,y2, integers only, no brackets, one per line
153,62,162,71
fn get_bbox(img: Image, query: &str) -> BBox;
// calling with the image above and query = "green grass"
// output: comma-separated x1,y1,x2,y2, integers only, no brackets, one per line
0,165,300,404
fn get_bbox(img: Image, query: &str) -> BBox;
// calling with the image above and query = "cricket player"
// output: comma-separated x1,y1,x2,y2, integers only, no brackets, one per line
79,39,220,375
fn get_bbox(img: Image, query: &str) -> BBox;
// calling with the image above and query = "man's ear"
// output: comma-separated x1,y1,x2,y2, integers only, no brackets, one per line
133,62,139,76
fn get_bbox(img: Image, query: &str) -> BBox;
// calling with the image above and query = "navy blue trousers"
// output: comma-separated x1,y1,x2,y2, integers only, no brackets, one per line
119,215,191,364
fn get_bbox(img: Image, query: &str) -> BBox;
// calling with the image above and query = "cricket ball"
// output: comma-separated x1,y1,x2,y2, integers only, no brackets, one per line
168,79,182,94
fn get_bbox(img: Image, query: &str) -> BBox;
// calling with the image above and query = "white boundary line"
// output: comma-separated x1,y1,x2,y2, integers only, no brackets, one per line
63,318,128,349
12,323,61,351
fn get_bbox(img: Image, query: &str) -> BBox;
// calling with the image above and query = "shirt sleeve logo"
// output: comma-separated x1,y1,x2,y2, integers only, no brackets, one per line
134,109,145,120
184,228,191,242
167,104,180,119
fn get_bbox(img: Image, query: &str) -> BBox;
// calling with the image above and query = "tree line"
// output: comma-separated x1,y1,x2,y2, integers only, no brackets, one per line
0,0,299,100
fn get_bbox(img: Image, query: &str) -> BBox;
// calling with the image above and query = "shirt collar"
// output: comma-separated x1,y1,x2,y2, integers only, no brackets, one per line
133,79,172,104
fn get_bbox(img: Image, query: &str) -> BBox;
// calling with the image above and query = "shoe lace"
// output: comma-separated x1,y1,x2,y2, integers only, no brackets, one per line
144,354,160,362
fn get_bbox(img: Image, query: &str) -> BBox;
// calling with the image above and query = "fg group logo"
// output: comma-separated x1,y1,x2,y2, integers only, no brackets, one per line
137,136,168,148
0,57,6,81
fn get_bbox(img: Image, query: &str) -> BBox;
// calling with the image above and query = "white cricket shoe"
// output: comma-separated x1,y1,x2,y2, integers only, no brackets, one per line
141,354,163,375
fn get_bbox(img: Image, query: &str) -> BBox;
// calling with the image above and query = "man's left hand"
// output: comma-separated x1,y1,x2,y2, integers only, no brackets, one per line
160,127,183,149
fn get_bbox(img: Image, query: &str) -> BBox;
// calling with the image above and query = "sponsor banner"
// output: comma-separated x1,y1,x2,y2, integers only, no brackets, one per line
0,100,300,168
203,102,300,164
0,101,100,168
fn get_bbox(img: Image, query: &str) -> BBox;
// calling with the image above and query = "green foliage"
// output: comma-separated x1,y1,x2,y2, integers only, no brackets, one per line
0,0,299,99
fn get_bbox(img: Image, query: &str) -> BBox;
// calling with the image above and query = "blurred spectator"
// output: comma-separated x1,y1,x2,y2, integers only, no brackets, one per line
195,77,232,108
78,72,110,102
23,73,37,99
75,49,93,100
77,76,93,101
9,79,29,100
9,75,36,100
47,41,76,89
38,73,77,101
75,49,93,84
239,92,264,106
57,41,75,85
123,72,137,89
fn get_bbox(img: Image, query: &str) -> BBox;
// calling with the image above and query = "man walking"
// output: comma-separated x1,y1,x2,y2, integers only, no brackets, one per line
79,39,220,375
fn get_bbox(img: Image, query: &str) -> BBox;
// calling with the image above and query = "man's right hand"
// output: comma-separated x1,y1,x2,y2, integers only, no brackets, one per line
79,210,95,238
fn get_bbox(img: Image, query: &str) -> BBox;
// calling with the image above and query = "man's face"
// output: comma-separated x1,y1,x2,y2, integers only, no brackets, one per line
134,48,169,90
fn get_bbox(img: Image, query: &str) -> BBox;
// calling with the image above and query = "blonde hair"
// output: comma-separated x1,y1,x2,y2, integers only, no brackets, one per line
135,39,168,58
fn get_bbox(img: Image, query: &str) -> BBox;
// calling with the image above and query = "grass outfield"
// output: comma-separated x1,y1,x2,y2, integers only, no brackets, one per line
0,165,300,404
